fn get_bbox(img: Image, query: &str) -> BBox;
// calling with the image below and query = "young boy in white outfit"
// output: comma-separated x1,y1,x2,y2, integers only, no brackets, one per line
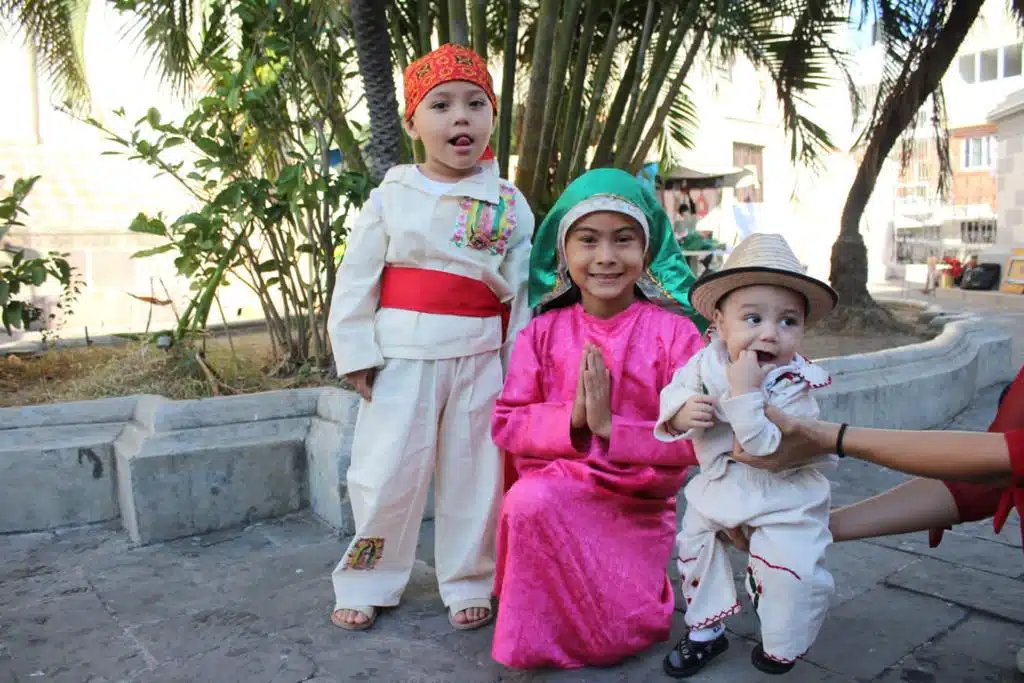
327,44,534,632
654,233,838,677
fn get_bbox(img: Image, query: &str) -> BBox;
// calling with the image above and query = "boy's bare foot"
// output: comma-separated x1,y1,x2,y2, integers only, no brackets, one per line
330,606,377,631
448,598,494,631
451,606,490,625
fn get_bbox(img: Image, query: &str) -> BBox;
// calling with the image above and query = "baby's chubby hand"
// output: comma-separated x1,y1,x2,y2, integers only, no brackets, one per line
669,394,717,433
728,349,774,396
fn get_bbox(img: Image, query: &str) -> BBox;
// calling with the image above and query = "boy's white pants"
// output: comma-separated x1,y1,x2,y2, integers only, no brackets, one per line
331,352,503,610
677,463,834,663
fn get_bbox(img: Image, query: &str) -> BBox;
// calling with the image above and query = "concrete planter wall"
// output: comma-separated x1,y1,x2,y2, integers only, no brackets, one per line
0,302,1012,545
816,299,1013,429
0,388,361,544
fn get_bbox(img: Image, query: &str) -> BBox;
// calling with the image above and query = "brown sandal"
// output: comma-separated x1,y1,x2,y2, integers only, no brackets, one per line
448,598,494,631
330,605,378,631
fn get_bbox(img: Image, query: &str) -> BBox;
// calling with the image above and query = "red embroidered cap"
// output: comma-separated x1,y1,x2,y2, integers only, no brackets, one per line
403,43,497,123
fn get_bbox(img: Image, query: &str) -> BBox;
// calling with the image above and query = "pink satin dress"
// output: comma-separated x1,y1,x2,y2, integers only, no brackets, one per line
491,301,703,669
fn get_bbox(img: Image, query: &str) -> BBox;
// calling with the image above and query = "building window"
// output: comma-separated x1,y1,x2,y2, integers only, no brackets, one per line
980,49,999,81
1005,44,1023,78
958,45,1024,83
959,54,976,83
962,135,995,169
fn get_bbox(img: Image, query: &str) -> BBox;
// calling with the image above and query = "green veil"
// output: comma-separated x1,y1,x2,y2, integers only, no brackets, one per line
528,168,707,331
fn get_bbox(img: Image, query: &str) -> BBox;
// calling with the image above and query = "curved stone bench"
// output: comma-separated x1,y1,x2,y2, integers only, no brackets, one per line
0,302,1013,544
814,298,1013,429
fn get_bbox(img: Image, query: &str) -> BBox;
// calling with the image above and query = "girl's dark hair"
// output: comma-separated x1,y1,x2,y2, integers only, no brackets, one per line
538,283,649,315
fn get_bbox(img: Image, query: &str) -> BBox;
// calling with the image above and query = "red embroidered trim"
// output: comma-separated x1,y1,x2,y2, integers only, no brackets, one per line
808,375,832,390
749,553,802,580
789,356,832,389
688,601,741,630
761,649,806,664
677,543,704,565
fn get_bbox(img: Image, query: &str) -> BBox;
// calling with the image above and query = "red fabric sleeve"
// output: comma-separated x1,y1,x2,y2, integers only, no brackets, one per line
990,430,1023,550
929,366,1024,548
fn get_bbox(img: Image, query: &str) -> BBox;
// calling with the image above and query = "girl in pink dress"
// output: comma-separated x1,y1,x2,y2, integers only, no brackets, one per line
490,168,706,669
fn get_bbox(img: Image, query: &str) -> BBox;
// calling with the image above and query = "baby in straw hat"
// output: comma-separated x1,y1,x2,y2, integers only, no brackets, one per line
654,233,838,677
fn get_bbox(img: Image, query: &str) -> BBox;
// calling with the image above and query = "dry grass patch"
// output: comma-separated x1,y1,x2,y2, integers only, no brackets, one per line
801,302,936,361
1,331,325,408
2,302,940,407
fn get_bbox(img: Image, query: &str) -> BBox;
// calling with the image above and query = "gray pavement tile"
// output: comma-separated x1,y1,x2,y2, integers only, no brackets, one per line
806,585,969,679
885,556,1024,623
956,517,1022,552
939,613,1024,671
129,604,266,663
308,631,494,683
250,512,343,548
824,539,919,606
872,648,1021,683
0,563,92,612
1,591,153,683
143,632,316,683
827,459,913,503
865,528,1024,579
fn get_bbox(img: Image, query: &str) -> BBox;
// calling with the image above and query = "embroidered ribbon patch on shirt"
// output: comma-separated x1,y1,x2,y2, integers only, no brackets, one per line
452,185,517,255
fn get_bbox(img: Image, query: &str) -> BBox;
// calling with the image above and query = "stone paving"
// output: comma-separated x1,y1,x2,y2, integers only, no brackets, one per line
2,294,1022,683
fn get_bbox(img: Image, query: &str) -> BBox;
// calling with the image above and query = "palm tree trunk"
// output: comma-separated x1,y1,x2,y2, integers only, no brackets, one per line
471,0,487,56
529,0,584,205
613,0,657,162
553,0,601,190
448,0,470,45
349,0,405,183
419,0,434,54
591,39,643,168
515,0,561,206
830,0,984,307
630,25,705,173
498,0,521,178
619,0,699,168
569,0,624,179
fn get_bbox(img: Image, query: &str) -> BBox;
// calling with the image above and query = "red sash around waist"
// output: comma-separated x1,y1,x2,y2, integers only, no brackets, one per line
379,266,510,341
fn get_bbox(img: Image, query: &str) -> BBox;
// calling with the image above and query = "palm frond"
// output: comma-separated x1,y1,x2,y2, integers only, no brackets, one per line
709,0,847,169
119,0,199,95
1,0,90,104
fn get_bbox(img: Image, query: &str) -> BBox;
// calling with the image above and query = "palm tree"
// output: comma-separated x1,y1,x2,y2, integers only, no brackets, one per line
347,0,404,183
828,0,987,317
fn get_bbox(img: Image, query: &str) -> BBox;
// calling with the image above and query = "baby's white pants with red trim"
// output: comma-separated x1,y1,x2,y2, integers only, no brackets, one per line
676,462,834,663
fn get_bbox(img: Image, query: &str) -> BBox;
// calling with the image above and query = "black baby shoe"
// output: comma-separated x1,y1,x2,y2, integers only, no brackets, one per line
663,633,729,678
751,643,795,675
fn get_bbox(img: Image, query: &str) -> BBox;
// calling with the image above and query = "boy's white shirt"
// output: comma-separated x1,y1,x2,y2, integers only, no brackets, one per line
654,335,835,480
328,164,534,377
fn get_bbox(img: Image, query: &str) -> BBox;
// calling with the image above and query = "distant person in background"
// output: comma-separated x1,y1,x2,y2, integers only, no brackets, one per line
674,195,698,242
956,255,979,287
923,254,939,294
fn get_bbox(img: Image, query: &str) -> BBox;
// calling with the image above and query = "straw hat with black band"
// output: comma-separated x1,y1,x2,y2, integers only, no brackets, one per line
690,233,838,325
